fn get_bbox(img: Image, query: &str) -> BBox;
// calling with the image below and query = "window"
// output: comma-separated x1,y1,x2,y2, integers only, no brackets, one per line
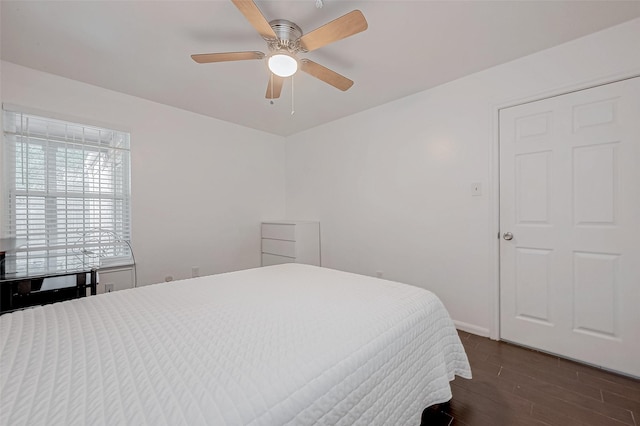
2,109,131,273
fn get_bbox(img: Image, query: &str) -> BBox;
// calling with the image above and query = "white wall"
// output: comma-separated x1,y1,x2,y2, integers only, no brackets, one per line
284,18,640,336
1,61,286,286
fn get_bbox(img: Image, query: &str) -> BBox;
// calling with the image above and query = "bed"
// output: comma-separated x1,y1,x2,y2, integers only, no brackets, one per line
0,263,471,425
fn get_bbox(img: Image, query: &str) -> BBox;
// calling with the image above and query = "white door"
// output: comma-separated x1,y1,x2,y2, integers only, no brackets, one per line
499,77,640,377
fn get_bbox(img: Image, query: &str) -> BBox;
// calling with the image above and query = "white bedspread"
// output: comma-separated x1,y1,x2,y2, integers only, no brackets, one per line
0,264,471,425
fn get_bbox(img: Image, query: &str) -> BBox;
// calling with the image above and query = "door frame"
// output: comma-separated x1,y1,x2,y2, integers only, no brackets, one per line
488,69,640,341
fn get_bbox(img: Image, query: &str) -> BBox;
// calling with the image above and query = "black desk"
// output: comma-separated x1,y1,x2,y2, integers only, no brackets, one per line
0,267,98,315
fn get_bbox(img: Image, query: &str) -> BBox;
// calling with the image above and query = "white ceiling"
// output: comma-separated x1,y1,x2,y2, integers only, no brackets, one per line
2,1,640,136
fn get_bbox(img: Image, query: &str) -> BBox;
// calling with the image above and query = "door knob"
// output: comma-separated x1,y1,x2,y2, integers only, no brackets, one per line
503,232,514,241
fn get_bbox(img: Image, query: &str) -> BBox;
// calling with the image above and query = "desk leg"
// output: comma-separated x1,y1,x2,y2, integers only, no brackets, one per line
90,270,97,296
0,280,12,313
76,272,87,298
0,251,5,280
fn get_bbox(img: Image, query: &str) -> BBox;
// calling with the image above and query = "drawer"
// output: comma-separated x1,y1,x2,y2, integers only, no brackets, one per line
262,238,296,258
262,253,295,266
261,223,296,241
97,266,135,293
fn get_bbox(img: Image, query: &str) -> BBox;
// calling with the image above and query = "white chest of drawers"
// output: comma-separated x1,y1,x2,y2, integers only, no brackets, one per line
261,221,320,266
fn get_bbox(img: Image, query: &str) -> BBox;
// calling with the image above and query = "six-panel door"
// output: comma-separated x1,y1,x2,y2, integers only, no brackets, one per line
499,77,640,377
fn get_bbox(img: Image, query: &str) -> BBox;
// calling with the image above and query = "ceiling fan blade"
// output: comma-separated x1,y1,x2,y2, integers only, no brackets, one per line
231,0,277,40
299,10,367,52
265,74,284,99
300,59,354,91
191,51,265,63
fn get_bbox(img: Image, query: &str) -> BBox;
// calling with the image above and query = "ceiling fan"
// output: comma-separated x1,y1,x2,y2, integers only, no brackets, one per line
191,0,368,99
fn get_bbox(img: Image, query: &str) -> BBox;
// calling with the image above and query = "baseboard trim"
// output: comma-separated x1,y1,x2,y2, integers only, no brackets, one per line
454,320,491,338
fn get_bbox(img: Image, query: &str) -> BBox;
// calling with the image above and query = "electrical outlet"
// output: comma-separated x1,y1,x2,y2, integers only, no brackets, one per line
104,283,114,293
192,266,200,278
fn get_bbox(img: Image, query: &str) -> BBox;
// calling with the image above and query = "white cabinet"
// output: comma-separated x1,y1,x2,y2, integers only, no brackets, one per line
261,221,320,266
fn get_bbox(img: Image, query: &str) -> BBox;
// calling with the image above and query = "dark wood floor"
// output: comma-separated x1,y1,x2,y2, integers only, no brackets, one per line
421,331,640,426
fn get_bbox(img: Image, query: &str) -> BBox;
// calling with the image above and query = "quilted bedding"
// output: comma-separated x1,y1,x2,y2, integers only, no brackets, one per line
0,264,471,425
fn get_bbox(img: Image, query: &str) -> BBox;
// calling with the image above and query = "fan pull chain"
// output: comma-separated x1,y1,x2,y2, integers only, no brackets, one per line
270,73,274,105
291,74,295,115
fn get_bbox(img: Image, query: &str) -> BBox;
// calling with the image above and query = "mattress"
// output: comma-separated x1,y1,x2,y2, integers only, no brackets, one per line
0,264,471,425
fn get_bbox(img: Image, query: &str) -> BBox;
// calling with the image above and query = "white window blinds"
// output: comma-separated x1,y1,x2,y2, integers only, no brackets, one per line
2,109,131,273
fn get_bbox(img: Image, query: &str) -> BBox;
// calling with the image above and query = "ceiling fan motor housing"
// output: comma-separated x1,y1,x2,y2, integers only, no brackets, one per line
269,19,304,52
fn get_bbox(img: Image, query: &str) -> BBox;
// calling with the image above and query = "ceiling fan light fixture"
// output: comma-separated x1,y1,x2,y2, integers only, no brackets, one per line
268,53,298,77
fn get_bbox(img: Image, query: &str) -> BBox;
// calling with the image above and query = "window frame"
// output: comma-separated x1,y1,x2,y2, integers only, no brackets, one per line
1,107,132,274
